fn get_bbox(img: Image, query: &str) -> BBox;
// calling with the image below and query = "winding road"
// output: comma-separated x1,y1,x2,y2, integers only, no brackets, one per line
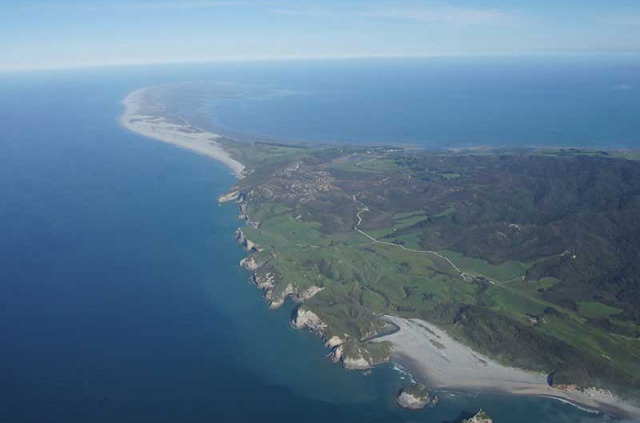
352,193,472,279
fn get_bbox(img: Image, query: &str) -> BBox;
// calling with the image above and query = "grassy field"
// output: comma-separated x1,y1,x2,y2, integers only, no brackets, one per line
578,301,623,319
439,250,531,282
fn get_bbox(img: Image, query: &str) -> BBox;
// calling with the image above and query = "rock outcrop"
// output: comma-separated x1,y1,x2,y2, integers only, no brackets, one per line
329,344,344,363
342,353,371,370
339,340,392,370
251,268,275,290
264,281,323,309
240,256,260,271
234,228,260,252
218,190,243,203
325,335,344,349
291,307,327,334
395,384,433,410
290,308,371,369
462,410,492,423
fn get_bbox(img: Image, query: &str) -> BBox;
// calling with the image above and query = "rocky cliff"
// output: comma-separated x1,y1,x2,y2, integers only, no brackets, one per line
290,306,392,370
222,184,392,375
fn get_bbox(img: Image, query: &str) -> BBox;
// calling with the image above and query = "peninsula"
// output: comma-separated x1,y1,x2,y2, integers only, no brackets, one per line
121,84,640,419
120,87,244,176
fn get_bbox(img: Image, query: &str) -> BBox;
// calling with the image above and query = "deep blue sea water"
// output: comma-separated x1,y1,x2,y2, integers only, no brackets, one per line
0,58,635,423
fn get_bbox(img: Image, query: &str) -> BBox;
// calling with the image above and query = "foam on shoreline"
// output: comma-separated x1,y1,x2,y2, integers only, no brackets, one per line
119,88,245,177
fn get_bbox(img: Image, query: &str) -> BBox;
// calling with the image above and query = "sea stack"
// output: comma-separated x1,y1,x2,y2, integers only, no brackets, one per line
462,409,493,423
395,384,433,410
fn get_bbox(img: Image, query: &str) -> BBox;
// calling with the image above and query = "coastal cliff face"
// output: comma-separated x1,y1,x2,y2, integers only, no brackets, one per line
249,264,324,309
240,256,260,271
341,350,372,370
268,284,324,309
234,228,260,252
291,305,392,370
291,307,327,333
396,391,429,410
218,190,243,203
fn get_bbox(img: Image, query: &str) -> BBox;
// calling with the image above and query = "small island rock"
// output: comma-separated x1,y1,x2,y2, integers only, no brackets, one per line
462,409,493,423
395,384,432,410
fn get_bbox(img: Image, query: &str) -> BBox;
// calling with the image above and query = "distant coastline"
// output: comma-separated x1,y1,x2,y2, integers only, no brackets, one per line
120,88,245,177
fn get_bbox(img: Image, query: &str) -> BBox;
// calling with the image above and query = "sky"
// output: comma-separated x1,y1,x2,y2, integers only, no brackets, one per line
2,0,640,72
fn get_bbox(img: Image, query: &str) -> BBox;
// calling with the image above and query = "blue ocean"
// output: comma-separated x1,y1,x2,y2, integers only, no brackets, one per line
0,57,637,422
199,56,640,148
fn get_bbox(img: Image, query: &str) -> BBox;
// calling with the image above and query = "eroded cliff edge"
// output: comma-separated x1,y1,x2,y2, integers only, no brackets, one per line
221,188,394,370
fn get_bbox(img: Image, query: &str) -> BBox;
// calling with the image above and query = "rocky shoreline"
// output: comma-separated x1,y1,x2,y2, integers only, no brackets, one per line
220,188,392,371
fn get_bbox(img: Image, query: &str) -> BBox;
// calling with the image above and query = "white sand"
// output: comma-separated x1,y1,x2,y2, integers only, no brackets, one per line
377,315,640,418
119,88,245,177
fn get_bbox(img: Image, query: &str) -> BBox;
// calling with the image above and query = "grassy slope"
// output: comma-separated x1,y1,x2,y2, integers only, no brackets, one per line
224,142,640,397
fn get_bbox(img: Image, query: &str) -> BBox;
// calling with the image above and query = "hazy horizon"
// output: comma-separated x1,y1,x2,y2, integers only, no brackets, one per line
3,0,640,72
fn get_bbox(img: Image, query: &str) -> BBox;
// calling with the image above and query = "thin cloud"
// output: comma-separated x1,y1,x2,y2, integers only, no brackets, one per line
270,7,334,18
270,4,516,26
361,6,515,25
42,1,280,11
599,15,640,27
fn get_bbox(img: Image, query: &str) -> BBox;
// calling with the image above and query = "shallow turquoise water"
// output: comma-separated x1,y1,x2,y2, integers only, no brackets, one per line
0,61,626,422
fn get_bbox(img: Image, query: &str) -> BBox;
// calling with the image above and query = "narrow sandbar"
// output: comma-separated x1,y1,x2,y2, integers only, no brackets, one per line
120,88,245,177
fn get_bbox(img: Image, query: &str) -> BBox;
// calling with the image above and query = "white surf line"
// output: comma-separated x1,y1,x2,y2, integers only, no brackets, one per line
352,194,472,278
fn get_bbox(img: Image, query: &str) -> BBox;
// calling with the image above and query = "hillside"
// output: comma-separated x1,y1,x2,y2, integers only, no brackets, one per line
221,139,640,399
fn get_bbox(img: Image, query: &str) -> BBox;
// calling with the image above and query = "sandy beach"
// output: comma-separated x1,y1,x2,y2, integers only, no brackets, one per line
377,315,640,419
120,88,245,177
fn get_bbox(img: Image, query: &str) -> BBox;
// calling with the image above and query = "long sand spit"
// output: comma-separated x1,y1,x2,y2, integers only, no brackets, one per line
377,316,640,419
120,88,245,177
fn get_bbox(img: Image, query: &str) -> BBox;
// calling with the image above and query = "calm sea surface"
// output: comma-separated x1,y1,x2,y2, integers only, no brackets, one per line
0,58,635,422
198,56,640,148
